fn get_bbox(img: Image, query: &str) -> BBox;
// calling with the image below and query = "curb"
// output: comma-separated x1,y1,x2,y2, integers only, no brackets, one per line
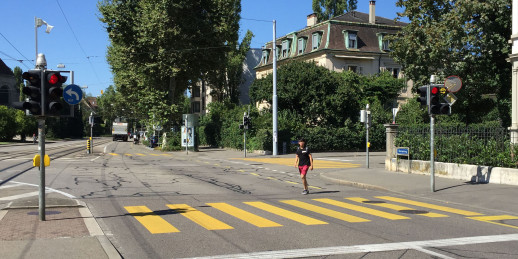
319,172,390,193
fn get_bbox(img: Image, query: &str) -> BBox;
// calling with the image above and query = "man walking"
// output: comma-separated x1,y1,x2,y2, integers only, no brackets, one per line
294,138,313,194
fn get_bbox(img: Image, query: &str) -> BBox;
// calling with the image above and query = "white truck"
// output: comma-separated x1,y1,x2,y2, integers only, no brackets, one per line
112,122,128,141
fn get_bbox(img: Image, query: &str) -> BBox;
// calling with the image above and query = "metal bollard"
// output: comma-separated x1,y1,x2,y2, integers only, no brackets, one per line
87,139,91,154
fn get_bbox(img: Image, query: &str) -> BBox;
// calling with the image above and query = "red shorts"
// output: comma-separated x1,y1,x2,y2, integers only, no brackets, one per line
298,165,309,176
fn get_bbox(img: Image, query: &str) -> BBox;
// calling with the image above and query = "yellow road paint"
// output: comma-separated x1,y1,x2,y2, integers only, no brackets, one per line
124,206,180,234
124,153,132,156
109,153,119,156
346,198,448,218
166,204,233,230
161,154,172,156
214,164,220,166
232,158,361,169
309,186,322,190
149,153,161,156
244,202,328,225
377,196,483,216
135,153,146,156
208,203,282,228
468,215,518,230
267,177,278,180
250,173,260,176
285,181,299,185
314,198,409,220
238,170,245,172
280,200,369,223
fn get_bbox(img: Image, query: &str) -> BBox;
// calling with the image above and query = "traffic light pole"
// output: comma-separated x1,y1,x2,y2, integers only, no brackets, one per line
38,119,46,221
244,128,247,158
430,114,435,192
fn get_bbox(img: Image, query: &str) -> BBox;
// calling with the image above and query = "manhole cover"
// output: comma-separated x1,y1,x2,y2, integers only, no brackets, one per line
399,210,428,214
27,211,62,216
362,201,386,204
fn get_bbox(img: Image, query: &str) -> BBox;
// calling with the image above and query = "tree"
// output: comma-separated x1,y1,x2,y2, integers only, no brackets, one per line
0,106,17,141
12,66,24,101
390,0,511,125
312,0,358,21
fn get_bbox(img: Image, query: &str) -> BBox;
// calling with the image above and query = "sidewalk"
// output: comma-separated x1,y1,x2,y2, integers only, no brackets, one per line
0,195,121,259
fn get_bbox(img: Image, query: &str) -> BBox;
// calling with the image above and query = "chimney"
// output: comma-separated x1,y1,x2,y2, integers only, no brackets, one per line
307,13,318,27
369,1,376,24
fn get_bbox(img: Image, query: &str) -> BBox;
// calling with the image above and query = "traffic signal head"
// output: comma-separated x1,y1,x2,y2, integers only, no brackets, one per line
416,86,428,106
430,86,451,115
13,70,43,115
44,71,67,116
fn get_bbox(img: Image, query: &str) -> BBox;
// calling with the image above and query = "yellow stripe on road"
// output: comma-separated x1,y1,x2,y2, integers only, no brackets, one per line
124,153,132,156
232,158,361,169
314,198,409,220
161,154,172,156
244,202,328,225
346,198,448,218
135,153,146,156
309,186,322,190
250,173,260,177
166,204,233,230
124,206,180,234
208,203,282,228
377,196,483,216
149,153,161,156
280,200,369,223
109,153,119,156
285,181,299,185
468,215,518,230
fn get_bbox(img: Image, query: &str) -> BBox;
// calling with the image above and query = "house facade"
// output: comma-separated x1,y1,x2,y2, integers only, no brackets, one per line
0,58,19,107
255,1,412,102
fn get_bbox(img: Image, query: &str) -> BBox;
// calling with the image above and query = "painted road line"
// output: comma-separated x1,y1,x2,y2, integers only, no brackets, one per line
284,180,299,185
244,202,328,225
124,206,180,234
109,153,119,156
233,157,361,169
135,153,146,156
309,186,322,190
208,203,282,228
90,156,101,162
0,191,40,201
468,215,518,230
180,233,518,259
167,204,233,230
267,177,278,180
0,183,23,189
250,173,260,177
280,200,369,223
124,153,132,156
149,153,161,156
346,198,448,218
161,154,172,156
314,198,409,220
377,196,483,216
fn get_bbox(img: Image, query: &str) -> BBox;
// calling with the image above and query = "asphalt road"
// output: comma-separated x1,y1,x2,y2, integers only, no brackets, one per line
2,139,518,258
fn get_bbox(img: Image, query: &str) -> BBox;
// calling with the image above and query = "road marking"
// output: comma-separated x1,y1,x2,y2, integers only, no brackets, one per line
309,186,322,190
161,154,172,156
244,202,328,225
250,173,260,176
149,154,161,156
125,206,180,234
233,157,361,169
180,234,518,259
135,153,146,156
167,204,233,230
90,156,101,162
377,196,483,216
284,181,299,185
313,198,410,220
208,203,282,228
124,153,132,156
0,191,40,201
266,177,278,180
109,153,119,156
0,183,23,189
468,215,518,230
346,198,448,218
280,200,369,223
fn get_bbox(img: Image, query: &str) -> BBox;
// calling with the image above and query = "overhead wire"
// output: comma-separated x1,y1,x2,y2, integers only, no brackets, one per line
55,0,103,84
0,32,33,69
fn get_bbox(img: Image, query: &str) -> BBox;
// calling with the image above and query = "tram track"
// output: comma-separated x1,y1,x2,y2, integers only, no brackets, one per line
0,138,112,185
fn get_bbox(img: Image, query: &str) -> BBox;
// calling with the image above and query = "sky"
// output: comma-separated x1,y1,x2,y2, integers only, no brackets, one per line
0,0,406,98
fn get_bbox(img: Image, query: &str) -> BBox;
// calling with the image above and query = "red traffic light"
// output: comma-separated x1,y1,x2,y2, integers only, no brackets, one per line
46,72,67,85
431,87,439,95
48,73,59,84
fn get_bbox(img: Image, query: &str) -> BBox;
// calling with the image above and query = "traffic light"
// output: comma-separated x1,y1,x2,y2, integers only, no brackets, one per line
429,86,450,115
44,70,67,116
416,86,428,107
13,69,43,115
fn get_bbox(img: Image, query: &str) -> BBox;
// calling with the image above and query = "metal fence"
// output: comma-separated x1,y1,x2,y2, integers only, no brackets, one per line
395,125,516,168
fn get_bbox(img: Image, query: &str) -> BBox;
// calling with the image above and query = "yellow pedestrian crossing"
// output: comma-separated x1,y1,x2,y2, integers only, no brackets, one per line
244,201,328,225
124,206,180,234
280,200,370,223
376,196,483,216
166,204,233,230
126,196,507,235
207,203,282,228
346,198,448,218
314,198,410,220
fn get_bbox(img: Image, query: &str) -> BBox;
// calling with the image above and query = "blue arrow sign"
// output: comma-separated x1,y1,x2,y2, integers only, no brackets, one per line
63,84,82,105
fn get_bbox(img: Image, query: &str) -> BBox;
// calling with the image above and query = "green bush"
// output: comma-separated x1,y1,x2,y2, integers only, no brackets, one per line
162,131,182,151
0,106,17,141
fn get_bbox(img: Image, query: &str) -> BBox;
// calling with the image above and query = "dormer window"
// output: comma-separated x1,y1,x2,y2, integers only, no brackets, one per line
297,37,307,54
281,40,292,58
348,32,357,49
276,45,281,59
378,33,391,51
382,39,390,51
312,32,322,50
261,49,270,64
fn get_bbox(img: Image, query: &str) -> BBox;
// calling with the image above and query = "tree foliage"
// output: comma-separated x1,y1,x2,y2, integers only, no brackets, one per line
312,0,358,21
390,0,511,125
